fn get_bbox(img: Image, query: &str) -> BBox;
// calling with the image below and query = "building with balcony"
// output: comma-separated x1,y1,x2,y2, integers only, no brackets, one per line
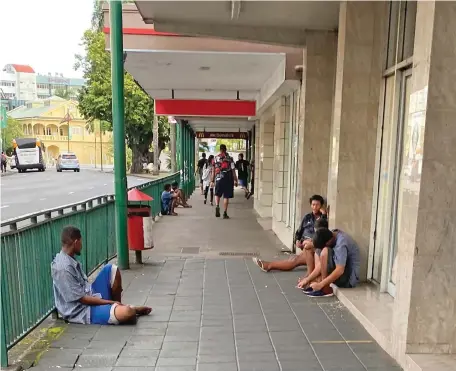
8,96,112,166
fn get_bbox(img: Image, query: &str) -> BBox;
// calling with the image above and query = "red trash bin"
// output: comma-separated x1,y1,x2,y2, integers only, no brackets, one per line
127,188,154,263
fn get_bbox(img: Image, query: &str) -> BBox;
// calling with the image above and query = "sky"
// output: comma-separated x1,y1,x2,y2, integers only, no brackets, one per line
0,0,94,78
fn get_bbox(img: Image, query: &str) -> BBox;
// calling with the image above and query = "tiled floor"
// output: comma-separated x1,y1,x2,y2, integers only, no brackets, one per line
30,191,402,371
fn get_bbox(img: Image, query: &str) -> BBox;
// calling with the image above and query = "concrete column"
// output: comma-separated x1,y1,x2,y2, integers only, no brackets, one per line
327,1,387,280
152,114,159,175
392,1,456,358
296,31,337,218
253,121,260,198
170,122,176,172
254,108,275,218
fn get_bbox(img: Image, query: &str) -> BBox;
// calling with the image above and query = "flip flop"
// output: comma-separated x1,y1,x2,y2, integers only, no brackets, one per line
252,257,267,272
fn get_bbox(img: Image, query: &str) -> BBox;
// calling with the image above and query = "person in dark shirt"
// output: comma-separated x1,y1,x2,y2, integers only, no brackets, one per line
253,195,327,272
235,153,251,199
197,153,207,195
211,144,238,219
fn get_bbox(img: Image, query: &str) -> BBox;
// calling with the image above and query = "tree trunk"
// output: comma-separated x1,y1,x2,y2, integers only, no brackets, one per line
130,145,144,174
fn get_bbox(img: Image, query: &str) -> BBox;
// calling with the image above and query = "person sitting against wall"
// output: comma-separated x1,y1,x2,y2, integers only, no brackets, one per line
253,195,327,272
297,228,361,297
171,181,192,208
161,183,178,216
51,226,152,325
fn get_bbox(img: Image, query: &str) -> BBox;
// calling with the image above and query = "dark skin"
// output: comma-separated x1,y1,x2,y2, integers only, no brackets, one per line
62,238,152,322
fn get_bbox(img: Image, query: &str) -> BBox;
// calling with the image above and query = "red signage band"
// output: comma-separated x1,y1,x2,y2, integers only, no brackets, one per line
102,27,179,37
155,100,256,117
196,132,248,139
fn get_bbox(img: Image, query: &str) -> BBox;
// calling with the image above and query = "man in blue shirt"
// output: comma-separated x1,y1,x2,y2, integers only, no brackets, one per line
51,226,152,325
298,228,361,297
161,184,178,216
253,195,327,272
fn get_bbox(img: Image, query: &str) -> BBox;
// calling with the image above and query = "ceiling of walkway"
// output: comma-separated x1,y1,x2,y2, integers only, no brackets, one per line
124,49,286,100
182,118,254,133
136,1,339,30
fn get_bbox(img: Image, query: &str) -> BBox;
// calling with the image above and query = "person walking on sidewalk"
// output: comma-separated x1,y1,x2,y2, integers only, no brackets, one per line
1,152,7,173
202,154,214,205
197,153,207,195
211,144,238,219
235,153,251,199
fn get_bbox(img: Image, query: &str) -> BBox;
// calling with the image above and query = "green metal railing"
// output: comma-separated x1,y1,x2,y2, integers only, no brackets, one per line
0,172,180,367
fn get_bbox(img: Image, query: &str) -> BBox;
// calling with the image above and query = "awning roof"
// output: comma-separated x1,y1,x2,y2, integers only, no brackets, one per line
135,1,340,46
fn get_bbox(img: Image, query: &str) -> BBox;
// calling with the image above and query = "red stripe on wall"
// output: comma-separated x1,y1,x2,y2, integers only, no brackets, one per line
155,100,256,117
103,27,179,36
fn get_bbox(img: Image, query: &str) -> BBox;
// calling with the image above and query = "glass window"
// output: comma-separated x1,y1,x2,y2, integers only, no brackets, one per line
388,71,413,296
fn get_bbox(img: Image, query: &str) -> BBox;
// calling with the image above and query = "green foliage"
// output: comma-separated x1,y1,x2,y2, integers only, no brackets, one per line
74,19,170,173
215,139,245,152
54,87,71,100
2,117,23,155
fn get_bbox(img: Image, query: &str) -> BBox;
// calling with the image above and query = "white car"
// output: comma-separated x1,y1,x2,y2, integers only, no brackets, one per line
10,156,16,169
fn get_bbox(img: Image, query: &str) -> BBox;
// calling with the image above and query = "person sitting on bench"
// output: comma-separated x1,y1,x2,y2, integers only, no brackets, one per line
297,228,360,297
161,183,178,216
51,226,152,325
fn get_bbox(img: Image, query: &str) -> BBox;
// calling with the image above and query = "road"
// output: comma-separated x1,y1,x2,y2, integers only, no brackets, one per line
1,169,152,221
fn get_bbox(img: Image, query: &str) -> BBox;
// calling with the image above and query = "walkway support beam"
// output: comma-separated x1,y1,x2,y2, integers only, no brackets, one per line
110,0,129,270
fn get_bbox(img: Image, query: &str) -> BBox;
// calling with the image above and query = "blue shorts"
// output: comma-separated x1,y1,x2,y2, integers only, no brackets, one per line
90,264,115,325
239,178,248,188
215,180,234,199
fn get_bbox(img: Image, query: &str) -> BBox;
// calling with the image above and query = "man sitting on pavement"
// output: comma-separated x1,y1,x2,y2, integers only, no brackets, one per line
297,228,361,297
171,181,192,208
161,183,178,216
51,226,152,325
253,195,327,272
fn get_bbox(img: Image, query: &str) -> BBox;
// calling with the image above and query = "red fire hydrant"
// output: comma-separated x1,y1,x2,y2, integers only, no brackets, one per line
127,188,154,264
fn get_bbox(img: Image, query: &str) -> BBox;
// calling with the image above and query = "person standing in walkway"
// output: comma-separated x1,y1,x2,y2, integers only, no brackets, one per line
211,144,238,219
235,153,251,199
51,226,152,325
1,152,7,173
197,153,207,195
202,154,214,205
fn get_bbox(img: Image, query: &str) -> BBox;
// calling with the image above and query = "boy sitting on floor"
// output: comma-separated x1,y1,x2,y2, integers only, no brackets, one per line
297,228,360,297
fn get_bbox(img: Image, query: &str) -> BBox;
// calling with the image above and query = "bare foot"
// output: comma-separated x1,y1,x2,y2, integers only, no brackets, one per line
135,306,152,316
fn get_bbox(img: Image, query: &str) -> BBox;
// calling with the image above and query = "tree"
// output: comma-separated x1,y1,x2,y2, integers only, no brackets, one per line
1,117,23,155
75,5,170,173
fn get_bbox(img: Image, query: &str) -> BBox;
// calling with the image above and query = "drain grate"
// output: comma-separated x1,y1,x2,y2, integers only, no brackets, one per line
181,247,200,254
219,252,259,257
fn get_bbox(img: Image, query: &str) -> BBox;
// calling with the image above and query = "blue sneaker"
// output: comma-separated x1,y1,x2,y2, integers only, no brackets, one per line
305,287,334,297
302,287,313,293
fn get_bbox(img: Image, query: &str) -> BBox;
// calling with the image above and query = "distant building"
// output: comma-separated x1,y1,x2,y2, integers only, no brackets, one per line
8,96,112,166
0,64,37,101
0,64,85,103
36,73,85,100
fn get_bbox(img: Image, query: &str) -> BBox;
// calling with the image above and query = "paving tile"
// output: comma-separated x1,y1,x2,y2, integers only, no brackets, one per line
237,351,277,363
313,343,366,371
86,340,126,352
155,367,196,371
238,360,280,371
116,356,159,367
49,337,90,349
75,354,119,367
113,368,155,371
197,363,238,371
156,357,197,366
349,343,401,369
134,327,168,336
160,341,198,358
169,311,201,322
127,335,164,350
34,348,80,368
197,354,237,364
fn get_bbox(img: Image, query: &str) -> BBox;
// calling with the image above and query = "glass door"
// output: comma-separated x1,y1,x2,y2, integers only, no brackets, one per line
388,69,413,296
